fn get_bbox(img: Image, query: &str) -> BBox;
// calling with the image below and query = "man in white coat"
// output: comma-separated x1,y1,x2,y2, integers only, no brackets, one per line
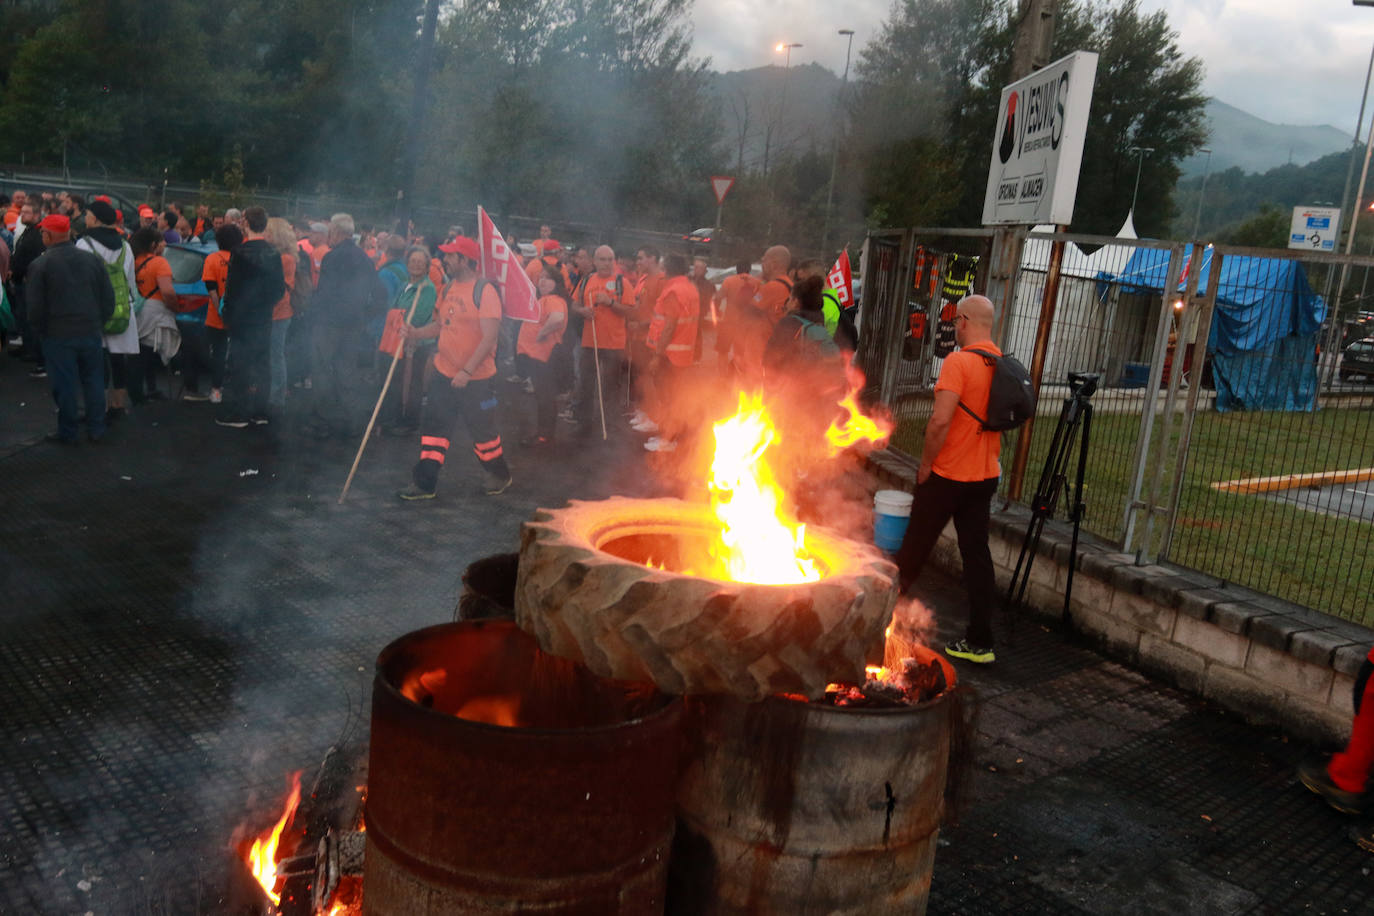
76,199,139,422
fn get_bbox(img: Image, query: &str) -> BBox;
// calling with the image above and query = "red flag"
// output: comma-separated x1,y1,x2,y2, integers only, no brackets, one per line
477,206,540,322
827,249,854,309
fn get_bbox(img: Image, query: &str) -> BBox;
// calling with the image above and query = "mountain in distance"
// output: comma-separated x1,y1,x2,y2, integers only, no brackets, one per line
705,63,843,174
705,66,1351,192
1180,98,1351,178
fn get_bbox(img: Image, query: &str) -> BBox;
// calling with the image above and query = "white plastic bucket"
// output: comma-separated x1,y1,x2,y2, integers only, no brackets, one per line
873,489,914,552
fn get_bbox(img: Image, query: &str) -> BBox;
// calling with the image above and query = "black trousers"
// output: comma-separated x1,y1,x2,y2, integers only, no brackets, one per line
517,352,557,439
413,375,509,492
223,324,270,419
206,326,229,390
576,346,623,429
311,323,366,434
893,473,1000,647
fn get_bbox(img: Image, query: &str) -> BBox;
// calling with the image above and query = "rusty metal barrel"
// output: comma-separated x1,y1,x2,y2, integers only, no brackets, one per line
668,680,956,916
364,619,683,915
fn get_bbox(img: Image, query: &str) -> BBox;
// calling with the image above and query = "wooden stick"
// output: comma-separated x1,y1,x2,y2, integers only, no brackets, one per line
591,315,607,440
339,285,425,504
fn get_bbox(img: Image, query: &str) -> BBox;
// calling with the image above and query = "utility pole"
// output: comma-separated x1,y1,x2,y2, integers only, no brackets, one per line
1009,0,1056,80
1003,0,1059,502
820,29,856,258
395,0,441,236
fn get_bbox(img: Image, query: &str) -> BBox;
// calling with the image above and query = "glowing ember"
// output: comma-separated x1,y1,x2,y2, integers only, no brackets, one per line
246,771,301,906
703,392,820,585
399,668,447,705
454,695,522,727
826,366,893,453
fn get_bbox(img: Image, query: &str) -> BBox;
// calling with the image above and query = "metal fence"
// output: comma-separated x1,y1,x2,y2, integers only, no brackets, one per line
858,227,1374,626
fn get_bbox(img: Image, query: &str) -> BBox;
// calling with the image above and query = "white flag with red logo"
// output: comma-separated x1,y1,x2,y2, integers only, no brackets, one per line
827,249,854,309
477,206,540,322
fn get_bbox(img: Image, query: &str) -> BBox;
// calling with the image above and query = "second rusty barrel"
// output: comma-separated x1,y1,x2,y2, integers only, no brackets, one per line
668,675,956,916
364,619,683,915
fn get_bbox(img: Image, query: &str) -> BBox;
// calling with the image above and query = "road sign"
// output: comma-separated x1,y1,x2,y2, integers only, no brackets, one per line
1289,205,1341,252
710,176,735,206
981,50,1099,226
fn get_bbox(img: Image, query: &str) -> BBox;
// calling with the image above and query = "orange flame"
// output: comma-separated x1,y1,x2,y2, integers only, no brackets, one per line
455,695,522,727
826,365,892,453
247,771,302,906
703,392,820,584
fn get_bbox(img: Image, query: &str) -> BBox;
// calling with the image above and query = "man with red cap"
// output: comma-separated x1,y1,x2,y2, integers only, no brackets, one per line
137,205,156,229
25,214,116,444
397,235,512,499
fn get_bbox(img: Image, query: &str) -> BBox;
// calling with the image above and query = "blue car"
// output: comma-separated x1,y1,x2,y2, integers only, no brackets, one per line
162,241,218,327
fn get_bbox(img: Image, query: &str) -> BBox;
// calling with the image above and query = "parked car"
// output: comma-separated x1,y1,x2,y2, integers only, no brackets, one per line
683,227,722,246
1340,337,1374,382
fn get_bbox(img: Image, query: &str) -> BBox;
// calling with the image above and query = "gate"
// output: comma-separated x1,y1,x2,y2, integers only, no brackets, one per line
857,228,1374,625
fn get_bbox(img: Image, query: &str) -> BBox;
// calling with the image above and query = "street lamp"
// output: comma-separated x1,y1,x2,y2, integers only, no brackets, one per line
821,29,857,256
1191,148,1212,239
1129,146,1154,221
766,42,804,178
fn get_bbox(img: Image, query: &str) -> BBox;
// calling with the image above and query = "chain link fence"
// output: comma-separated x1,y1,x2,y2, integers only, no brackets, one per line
858,227,1374,626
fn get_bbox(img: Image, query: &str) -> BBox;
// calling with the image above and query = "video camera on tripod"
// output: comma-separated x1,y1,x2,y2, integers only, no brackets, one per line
1005,371,1100,626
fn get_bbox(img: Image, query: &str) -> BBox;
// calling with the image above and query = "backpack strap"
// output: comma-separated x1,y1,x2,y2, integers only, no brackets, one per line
955,345,999,429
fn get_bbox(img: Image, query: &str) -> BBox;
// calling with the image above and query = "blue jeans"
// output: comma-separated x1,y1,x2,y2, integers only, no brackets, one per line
270,318,291,409
42,334,106,441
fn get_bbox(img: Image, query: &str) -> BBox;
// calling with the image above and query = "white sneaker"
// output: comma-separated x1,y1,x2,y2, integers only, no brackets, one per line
629,409,649,425
631,418,659,433
644,437,676,452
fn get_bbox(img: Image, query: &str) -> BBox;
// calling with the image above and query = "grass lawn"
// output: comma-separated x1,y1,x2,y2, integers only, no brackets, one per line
891,399,1374,626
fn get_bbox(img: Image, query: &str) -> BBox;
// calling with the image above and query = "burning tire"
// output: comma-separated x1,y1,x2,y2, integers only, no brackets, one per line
516,497,899,700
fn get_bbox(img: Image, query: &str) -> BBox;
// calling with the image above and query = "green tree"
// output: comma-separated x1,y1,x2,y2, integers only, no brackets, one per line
850,0,1207,236
1216,203,1290,248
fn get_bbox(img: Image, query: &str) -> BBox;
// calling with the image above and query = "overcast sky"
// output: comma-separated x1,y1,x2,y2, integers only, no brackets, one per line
693,0,1374,136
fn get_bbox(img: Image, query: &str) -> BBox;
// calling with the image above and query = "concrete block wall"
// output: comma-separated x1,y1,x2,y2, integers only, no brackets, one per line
867,451,1372,746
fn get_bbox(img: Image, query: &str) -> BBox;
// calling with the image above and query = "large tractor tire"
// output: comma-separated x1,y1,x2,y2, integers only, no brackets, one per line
515,497,899,700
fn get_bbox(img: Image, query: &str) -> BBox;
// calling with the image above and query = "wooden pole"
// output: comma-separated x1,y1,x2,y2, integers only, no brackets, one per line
591,317,607,440
1007,225,1066,501
338,286,425,504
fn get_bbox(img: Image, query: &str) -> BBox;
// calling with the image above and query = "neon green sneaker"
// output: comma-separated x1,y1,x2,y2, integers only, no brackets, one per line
397,484,437,501
945,639,995,664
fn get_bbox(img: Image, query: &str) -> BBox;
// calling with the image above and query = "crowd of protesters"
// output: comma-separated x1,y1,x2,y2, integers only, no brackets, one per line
0,194,857,499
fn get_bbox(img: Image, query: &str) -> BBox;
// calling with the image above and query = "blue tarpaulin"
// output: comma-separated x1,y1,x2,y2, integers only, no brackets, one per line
1100,245,1326,411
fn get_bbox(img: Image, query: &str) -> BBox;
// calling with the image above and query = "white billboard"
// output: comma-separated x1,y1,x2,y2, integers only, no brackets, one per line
981,50,1099,226
1289,206,1340,252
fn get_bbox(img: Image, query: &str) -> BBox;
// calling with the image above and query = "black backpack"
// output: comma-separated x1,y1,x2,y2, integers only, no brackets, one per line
957,346,1035,432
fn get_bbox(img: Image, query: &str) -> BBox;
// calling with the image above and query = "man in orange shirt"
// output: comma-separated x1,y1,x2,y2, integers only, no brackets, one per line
571,244,635,437
398,236,512,499
893,294,1003,664
627,246,664,430
734,245,792,385
641,253,699,451
714,260,761,376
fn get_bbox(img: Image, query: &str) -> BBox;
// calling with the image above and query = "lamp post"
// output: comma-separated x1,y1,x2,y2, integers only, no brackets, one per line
769,41,802,174
1129,145,1154,221
821,29,856,257
1191,148,1213,239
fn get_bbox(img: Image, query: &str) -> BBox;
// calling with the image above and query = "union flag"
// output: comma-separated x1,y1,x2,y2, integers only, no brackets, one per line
477,206,540,322
827,249,854,309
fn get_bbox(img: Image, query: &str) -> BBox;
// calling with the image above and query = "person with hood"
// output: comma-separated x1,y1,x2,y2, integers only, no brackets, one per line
215,206,285,428
26,214,115,444
76,200,139,421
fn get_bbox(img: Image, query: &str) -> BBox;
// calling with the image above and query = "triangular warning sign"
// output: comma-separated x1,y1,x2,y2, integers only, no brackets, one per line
710,176,735,206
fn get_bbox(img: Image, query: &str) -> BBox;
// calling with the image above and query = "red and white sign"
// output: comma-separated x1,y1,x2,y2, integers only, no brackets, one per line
827,249,854,309
710,176,735,206
477,206,540,322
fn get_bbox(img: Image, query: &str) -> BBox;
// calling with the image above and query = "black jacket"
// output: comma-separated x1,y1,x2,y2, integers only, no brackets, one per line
25,240,115,339
314,238,386,329
10,225,44,285
223,238,285,333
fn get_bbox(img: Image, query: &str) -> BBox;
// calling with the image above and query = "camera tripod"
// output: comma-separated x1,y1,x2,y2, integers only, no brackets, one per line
1005,372,1098,625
